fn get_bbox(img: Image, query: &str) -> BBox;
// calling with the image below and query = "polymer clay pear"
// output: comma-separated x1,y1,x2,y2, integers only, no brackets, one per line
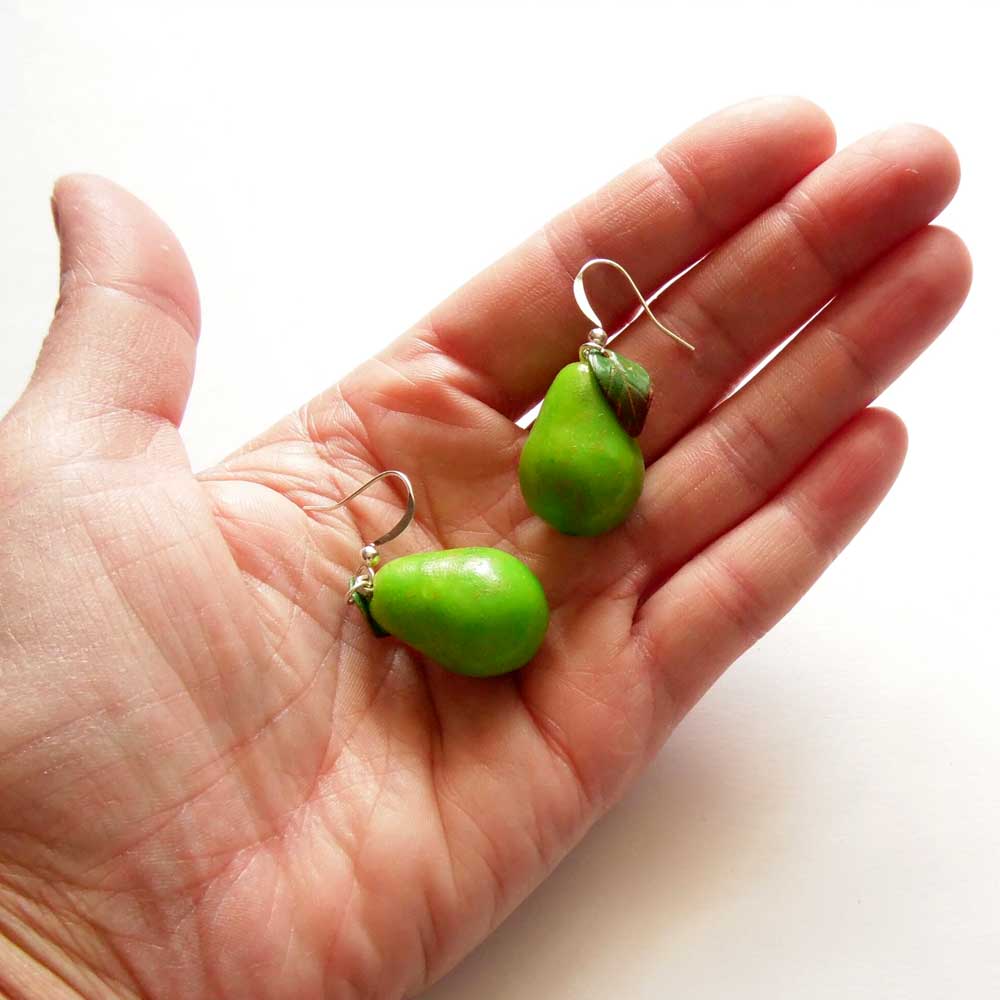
370,547,548,676
306,472,548,677
519,361,643,536
518,258,695,537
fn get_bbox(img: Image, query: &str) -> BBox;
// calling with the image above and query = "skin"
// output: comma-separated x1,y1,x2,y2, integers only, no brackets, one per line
368,548,549,677
518,362,644,536
0,99,971,999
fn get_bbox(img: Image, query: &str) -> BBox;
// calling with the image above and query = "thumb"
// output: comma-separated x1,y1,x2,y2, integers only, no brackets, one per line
30,174,200,431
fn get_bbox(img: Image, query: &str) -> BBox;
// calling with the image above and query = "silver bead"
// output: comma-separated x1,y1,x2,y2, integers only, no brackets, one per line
361,543,379,565
588,327,608,347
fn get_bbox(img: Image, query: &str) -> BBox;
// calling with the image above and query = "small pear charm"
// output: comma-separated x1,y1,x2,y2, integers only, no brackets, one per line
370,547,548,676
306,472,549,677
519,360,644,536
518,258,695,537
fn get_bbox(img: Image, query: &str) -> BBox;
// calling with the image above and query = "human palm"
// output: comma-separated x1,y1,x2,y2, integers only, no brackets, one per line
0,99,970,999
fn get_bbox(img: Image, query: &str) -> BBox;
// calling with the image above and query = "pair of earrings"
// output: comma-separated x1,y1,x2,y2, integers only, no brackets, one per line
307,259,694,677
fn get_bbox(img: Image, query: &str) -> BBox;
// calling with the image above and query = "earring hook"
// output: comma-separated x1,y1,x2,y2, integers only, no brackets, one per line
304,469,415,548
573,258,695,352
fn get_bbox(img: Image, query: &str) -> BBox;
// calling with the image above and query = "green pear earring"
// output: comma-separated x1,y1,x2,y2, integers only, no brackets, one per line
305,470,549,677
518,258,696,536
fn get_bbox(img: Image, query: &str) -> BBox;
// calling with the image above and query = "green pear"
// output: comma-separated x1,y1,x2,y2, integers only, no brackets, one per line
519,362,644,535
368,547,549,677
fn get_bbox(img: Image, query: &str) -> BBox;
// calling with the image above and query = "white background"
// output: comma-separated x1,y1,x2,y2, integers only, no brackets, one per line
2,1,998,997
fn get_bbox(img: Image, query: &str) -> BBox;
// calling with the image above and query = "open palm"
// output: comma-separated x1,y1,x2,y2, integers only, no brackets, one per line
0,99,970,999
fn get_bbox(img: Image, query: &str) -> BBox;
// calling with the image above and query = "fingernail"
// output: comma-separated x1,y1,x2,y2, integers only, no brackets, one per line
50,192,62,240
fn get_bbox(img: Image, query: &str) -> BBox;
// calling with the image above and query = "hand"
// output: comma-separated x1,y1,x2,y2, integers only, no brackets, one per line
0,98,969,999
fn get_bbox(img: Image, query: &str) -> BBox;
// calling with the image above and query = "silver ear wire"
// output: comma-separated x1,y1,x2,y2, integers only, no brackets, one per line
573,258,695,353
304,470,415,602
304,470,415,546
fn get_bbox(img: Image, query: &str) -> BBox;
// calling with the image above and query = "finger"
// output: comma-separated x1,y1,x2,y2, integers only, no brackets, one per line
410,97,836,416
634,225,970,582
25,174,200,433
235,99,834,531
618,123,960,460
635,408,908,721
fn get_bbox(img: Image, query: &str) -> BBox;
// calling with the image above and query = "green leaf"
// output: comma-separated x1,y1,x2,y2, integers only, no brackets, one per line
352,590,390,638
585,349,653,437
